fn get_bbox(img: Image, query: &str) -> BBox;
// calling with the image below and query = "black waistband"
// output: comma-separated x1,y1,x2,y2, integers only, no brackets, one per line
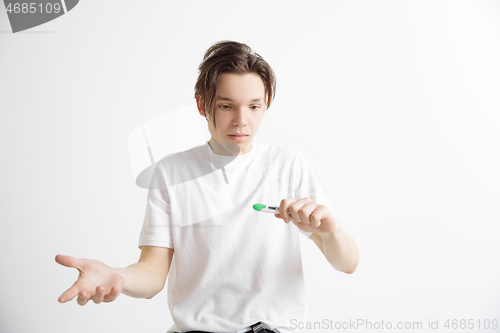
184,321,269,333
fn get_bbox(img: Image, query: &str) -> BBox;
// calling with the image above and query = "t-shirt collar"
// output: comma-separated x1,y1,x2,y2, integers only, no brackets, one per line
206,140,258,169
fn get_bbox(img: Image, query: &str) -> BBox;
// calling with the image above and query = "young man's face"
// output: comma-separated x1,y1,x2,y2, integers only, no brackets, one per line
197,72,267,155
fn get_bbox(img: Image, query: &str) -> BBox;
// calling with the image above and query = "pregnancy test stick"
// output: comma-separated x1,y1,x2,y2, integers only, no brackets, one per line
253,203,280,214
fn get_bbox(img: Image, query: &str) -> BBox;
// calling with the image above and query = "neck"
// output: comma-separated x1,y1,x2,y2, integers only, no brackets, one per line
208,139,252,156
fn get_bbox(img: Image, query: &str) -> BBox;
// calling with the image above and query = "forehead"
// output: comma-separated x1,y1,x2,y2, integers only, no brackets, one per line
216,73,265,101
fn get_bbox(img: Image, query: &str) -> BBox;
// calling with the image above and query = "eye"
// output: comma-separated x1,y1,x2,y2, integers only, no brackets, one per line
250,105,260,110
219,104,230,110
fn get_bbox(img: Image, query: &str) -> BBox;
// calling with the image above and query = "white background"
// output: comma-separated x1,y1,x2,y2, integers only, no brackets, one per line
1,1,500,332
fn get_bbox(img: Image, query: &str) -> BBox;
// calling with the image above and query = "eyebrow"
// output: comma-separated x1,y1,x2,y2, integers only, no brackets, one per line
216,95,263,103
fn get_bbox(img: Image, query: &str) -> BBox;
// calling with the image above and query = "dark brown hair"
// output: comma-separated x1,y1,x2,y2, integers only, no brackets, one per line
194,40,276,129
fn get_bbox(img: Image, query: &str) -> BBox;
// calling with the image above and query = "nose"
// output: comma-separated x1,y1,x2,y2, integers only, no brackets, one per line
232,106,248,127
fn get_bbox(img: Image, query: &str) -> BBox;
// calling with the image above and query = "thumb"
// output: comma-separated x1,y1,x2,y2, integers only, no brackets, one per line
55,254,81,269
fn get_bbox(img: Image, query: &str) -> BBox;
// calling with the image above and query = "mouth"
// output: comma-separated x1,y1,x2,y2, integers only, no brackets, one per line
228,134,249,140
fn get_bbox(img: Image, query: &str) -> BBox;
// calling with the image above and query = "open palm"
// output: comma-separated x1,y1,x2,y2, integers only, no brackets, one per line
55,254,124,305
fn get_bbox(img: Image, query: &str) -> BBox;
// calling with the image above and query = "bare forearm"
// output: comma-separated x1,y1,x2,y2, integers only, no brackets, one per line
320,228,359,274
113,262,165,299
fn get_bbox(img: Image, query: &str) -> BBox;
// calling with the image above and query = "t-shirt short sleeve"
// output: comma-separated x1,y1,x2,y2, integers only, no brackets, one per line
294,151,339,239
138,160,174,249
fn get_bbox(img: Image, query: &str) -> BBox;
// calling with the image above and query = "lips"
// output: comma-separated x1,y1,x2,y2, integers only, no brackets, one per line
228,134,248,141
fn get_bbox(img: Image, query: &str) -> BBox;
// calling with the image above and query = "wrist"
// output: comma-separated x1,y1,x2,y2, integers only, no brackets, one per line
318,225,344,242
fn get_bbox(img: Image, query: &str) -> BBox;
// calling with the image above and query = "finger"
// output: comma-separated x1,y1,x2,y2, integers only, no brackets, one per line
298,209,310,225
280,199,302,223
92,286,105,304
278,199,289,223
56,255,86,278
55,255,82,269
288,205,302,226
103,286,121,303
59,285,80,303
310,205,326,228
298,202,317,226
77,291,91,306
290,198,314,225
310,210,321,228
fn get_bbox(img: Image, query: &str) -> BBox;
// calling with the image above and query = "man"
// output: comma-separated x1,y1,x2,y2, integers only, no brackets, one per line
56,41,359,333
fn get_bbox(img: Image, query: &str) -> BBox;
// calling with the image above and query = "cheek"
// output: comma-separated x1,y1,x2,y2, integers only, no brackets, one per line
252,115,264,126
217,113,233,126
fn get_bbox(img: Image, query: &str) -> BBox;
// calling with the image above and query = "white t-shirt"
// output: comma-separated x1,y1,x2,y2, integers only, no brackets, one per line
138,140,336,333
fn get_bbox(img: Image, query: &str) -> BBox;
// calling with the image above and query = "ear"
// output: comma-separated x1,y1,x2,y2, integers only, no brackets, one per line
196,95,205,117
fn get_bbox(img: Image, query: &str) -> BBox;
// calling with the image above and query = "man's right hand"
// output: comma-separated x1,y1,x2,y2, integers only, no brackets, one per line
55,255,124,306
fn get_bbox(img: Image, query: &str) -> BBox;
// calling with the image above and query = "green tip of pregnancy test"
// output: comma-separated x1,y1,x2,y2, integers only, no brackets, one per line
253,203,267,211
